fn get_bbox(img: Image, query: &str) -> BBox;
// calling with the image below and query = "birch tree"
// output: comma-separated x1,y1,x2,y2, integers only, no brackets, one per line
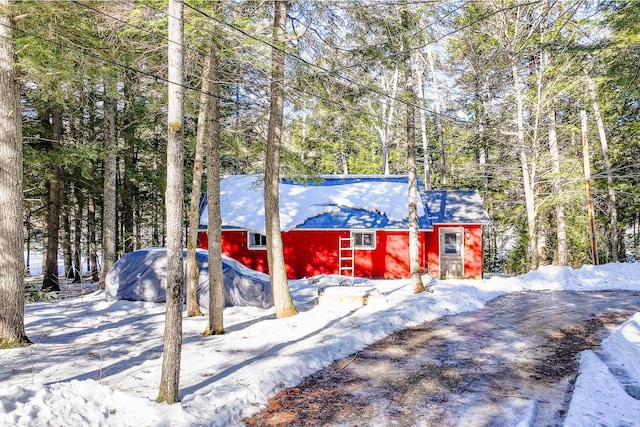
157,0,184,404
540,2,567,265
587,76,618,262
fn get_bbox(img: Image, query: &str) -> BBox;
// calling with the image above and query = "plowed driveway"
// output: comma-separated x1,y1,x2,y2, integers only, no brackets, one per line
246,291,640,426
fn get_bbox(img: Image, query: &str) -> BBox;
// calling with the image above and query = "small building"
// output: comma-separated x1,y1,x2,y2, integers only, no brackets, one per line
198,175,490,280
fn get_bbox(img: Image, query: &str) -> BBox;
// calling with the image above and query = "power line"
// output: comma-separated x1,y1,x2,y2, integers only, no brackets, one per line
0,20,231,102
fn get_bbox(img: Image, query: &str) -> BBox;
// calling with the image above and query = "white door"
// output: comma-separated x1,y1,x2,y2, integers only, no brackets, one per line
439,228,464,279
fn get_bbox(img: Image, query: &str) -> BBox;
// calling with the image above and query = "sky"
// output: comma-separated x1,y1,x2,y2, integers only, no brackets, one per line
2,262,640,426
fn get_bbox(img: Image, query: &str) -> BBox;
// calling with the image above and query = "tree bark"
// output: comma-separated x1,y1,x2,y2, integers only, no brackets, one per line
426,46,446,188
186,51,215,319
547,99,567,265
158,0,184,405
402,8,425,293
265,0,298,319
415,56,431,190
373,68,398,176
61,184,73,279
122,71,137,254
407,87,425,293
42,105,63,292
0,0,30,347
512,59,538,269
72,184,83,283
98,78,118,290
87,197,100,282
205,49,225,335
587,76,618,262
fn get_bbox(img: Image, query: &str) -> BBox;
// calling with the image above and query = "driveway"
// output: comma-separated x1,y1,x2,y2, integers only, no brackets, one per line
245,290,640,426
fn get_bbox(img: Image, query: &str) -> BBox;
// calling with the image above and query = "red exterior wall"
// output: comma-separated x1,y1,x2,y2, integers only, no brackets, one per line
463,225,484,279
424,224,484,279
199,225,483,279
199,229,428,279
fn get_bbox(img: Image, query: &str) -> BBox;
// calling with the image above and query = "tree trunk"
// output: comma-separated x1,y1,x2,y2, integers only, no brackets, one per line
407,90,425,293
265,0,297,319
99,78,118,290
0,0,30,347
426,46,446,188
42,106,63,292
61,184,73,279
581,110,599,265
72,185,83,283
122,72,137,254
158,0,184,404
587,76,618,262
205,49,225,335
547,99,567,265
186,51,216,319
402,9,425,294
415,56,431,190
87,197,100,282
374,68,398,176
512,60,538,269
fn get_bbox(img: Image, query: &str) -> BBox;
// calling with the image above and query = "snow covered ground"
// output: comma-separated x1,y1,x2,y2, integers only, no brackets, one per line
2,263,640,426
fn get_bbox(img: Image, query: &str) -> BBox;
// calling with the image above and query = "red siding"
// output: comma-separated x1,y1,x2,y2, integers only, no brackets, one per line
200,226,482,280
463,225,484,279
423,224,484,279
201,229,429,279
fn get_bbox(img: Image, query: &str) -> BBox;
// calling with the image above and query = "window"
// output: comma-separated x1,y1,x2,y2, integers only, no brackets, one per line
248,232,267,249
442,231,462,256
351,231,376,249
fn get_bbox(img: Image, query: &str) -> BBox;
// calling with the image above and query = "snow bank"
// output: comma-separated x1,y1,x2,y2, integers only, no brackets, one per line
565,314,640,426
0,380,198,427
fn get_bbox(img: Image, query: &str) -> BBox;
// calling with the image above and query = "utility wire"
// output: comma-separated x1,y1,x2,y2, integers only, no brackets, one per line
0,20,231,102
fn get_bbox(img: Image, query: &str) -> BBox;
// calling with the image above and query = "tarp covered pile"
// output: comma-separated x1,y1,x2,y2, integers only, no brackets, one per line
105,248,273,308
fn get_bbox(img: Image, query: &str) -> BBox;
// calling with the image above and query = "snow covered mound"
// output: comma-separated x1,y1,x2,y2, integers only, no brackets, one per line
564,313,640,426
0,379,198,426
480,262,640,292
105,248,273,308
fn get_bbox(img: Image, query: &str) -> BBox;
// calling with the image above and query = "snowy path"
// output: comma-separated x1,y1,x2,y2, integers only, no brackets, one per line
246,290,640,426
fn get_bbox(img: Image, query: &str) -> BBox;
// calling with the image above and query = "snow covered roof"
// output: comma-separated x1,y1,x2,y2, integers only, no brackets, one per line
199,175,489,234
425,190,491,224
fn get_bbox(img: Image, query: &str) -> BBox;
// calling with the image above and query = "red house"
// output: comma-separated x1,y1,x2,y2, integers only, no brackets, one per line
198,175,490,280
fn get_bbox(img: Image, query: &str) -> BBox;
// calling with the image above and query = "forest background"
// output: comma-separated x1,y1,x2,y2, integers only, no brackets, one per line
9,0,640,289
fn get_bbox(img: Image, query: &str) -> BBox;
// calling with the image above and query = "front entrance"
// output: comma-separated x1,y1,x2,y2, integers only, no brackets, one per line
439,228,464,279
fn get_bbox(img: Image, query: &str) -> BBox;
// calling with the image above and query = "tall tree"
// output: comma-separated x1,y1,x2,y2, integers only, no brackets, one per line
157,0,184,404
425,46,446,188
0,0,30,348
586,76,618,262
121,70,138,255
204,48,225,335
98,77,118,290
184,52,211,319
42,105,63,292
401,6,425,293
265,0,297,319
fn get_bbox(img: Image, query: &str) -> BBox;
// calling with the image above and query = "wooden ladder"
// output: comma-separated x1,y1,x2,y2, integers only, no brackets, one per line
338,236,355,277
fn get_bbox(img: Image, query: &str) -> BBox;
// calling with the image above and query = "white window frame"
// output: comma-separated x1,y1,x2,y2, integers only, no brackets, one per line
351,230,376,250
247,232,267,250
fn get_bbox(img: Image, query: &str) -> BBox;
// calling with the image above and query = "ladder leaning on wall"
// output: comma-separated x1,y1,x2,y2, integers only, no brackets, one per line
338,236,355,277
